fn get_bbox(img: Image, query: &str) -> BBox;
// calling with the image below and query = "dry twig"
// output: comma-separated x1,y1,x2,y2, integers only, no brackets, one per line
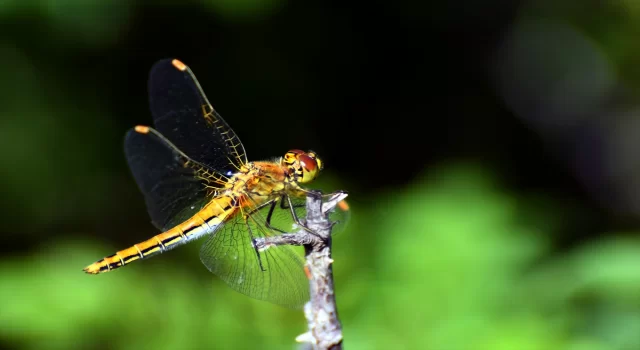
253,190,347,350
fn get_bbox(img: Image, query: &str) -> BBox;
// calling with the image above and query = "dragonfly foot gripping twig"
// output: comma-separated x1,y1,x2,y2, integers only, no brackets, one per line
253,191,347,350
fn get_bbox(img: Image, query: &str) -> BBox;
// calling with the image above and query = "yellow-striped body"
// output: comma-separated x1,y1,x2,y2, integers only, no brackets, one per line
84,195,239,273
83,160,293,274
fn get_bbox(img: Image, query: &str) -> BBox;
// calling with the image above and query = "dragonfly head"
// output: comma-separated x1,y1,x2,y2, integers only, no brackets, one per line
282,149,324,184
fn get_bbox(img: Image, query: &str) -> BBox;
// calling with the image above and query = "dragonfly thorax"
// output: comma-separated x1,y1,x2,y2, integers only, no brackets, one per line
229,162,288,198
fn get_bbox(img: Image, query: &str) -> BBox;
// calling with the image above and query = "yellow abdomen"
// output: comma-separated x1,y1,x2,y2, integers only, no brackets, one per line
83,195,237,274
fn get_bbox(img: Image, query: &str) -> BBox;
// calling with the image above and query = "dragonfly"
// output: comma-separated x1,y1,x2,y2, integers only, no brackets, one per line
83,58,349,308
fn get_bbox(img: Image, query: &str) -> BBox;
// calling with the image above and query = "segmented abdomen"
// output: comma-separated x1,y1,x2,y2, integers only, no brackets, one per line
83,195,238,274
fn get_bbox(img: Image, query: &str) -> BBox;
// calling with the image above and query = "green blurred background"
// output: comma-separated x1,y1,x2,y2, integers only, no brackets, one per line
2,0,640,349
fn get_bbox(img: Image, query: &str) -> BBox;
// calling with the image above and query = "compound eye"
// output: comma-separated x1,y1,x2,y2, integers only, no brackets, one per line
299,154,317,172
298,154,320,183
307,151,323,171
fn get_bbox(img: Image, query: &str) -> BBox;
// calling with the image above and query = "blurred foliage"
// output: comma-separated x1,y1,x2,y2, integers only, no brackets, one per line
1,0,640,349
2,165,640,349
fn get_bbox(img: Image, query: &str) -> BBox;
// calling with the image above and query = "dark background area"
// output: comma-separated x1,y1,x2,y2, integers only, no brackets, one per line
2,1,640,349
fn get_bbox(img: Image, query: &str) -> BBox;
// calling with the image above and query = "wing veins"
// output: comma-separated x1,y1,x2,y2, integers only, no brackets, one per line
181,64,248,170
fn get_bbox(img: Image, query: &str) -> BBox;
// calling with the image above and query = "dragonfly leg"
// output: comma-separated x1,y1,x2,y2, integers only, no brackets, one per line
244,213,267,272
243,197,288,234
286,195,323,238
279,195,305,210
241,197,275,272
263,199,289,234
299,188,323,199
244,197,276,215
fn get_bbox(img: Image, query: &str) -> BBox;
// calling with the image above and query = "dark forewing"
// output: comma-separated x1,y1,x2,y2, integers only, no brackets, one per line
199,195,309,308
148,59,248,175
125,127,225,231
